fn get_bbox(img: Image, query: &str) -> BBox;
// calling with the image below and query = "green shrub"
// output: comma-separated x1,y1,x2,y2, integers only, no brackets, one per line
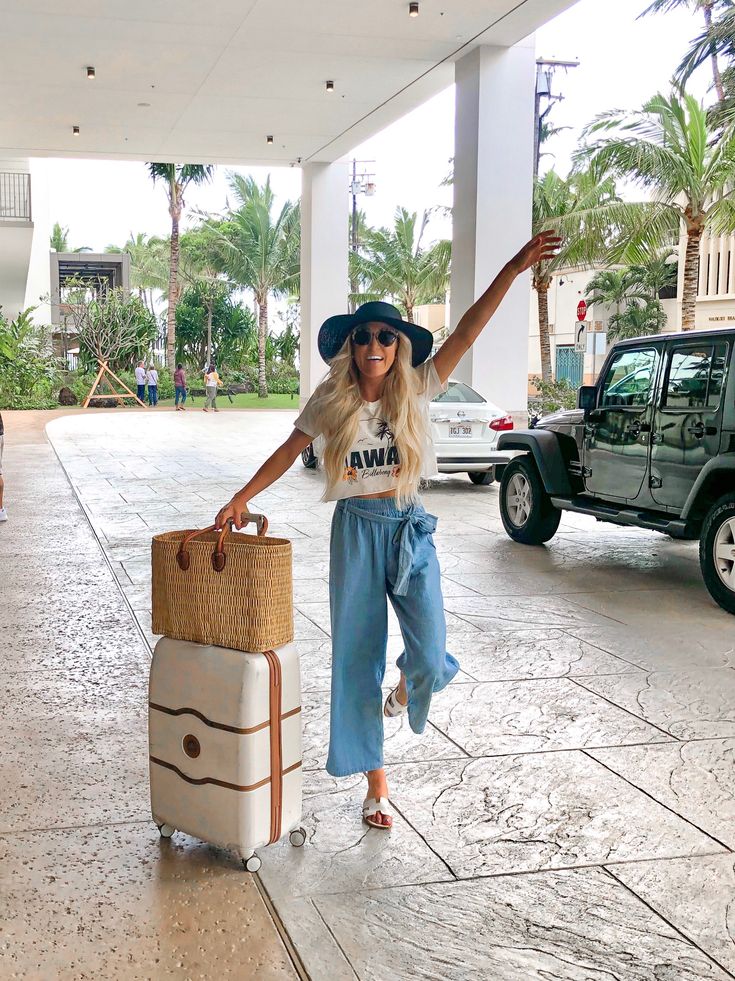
224,362,299,396
0,307,60,409
531,377,578,418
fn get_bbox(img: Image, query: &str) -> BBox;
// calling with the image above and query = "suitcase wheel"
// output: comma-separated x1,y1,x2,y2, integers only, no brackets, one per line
289,827,307,848
157,823,176,839
242,854,262,873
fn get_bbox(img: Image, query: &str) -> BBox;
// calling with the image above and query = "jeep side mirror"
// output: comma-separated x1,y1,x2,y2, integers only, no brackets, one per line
578,386,597,414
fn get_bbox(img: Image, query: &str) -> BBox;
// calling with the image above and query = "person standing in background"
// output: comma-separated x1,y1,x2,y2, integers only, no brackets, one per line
203,363,221,413
147,364,159,407
135,360,147,404
174,363,187,411
0,411,6,522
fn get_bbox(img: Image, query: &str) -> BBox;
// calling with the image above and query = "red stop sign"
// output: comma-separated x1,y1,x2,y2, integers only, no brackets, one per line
577,300,587,321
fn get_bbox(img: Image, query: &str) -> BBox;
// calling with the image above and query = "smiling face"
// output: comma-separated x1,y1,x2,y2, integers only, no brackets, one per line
351,321,399,381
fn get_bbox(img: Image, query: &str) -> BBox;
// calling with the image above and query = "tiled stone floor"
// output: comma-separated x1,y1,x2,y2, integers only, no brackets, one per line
2,406,733,979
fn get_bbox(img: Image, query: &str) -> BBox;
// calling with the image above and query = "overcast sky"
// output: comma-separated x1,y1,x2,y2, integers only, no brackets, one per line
47,0,711,254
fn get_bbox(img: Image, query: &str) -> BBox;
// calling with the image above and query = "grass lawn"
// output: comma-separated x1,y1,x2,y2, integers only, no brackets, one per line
157,392,300,409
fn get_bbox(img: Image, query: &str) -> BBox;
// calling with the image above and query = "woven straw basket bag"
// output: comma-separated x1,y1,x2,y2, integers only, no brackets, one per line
151,511,293,652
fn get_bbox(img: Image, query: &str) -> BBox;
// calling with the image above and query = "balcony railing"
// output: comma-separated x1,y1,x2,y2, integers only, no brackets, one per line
0,172,32,221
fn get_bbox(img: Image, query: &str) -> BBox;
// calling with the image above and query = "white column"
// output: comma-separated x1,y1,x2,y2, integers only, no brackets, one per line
450,42,535,426
718,234,729,296
299,161,349,406
727,234,735,295
707,233,718,296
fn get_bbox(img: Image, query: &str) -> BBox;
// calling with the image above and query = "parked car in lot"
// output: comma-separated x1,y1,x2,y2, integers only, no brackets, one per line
496,328,735,614
301,377,513,485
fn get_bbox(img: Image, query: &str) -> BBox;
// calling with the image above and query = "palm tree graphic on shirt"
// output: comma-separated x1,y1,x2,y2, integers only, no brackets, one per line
376,420,394,442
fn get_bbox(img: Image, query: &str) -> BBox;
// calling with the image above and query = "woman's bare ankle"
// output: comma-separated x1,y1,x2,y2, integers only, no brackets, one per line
366,767,388,799
396,673,408,705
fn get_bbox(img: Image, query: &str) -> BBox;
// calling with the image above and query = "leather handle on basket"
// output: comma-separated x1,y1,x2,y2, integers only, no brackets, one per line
176,511,269,573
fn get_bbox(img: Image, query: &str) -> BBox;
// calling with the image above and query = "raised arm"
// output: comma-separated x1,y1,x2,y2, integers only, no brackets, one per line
432,231,561,385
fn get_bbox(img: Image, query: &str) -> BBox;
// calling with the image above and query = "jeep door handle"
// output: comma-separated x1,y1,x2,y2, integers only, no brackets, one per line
687,423,717,438
626,421,650,437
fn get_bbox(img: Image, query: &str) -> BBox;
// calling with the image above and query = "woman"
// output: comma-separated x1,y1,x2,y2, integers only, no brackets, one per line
174,363,187,411
215,231,560,829
147,364,159,407
203,363,221,413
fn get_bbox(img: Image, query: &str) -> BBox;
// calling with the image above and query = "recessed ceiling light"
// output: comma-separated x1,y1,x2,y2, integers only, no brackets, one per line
86,66,95,79
72,125,80,136
325,80,335,93
409,2,419,16
266,135,274,144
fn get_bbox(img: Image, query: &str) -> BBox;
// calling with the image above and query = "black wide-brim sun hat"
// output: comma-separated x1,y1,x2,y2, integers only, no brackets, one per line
318,301,434,368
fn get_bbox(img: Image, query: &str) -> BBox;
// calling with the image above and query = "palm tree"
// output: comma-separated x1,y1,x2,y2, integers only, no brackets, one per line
676,5,735,126
179,226,231,368
627,245,679,302
50,222,91,253
147,163,214,369
206,174,299,398
351,208,450,323
105,233,169,317
580,91,735,332
50,222,68,252
585,269,649,319
641,0,731,100
531,166,647,380
608,299,668,341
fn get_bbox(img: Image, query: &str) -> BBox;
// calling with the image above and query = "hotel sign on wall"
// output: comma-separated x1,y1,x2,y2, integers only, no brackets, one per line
708,315,735,322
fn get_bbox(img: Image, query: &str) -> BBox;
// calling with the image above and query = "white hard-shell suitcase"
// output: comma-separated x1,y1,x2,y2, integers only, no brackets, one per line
148,638,304,872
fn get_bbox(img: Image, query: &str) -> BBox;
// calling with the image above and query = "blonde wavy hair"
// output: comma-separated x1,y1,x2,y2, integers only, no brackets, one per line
310,331,430,507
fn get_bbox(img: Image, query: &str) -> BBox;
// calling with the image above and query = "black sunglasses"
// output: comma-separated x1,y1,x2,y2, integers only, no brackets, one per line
351,327,399,347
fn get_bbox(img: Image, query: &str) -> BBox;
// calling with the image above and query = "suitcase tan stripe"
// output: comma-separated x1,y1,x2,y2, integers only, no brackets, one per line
263,650,283,844
148,701,300,734
149,756,302,793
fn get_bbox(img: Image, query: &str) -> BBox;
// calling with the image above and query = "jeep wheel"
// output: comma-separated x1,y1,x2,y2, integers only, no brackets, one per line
700,493,735,615
301,444,317,469
468,469,495,486
500,457,561,545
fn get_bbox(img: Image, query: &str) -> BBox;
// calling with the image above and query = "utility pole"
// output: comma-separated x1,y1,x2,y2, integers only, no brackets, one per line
349,159,376,313
534,58,579,179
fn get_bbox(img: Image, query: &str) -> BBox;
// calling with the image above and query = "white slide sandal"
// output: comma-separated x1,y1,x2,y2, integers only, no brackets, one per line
383,685,408,718
362,796,393,830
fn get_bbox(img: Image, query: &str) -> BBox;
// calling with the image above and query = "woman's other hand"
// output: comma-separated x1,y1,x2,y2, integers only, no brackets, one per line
509,230,562,275
215,493,250,530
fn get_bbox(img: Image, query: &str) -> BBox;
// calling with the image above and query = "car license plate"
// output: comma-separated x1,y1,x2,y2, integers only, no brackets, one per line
449,424,472,437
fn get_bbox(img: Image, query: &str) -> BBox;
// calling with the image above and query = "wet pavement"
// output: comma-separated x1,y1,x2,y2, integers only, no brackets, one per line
1,406,733,980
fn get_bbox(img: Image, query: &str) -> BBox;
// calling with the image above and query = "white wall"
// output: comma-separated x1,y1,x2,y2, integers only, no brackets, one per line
0,156,50,324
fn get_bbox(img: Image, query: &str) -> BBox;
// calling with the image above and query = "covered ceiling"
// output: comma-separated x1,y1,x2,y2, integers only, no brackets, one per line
0,0,578,166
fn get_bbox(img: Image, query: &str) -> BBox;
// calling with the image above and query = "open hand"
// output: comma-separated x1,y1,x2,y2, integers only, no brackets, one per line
509,230,562,274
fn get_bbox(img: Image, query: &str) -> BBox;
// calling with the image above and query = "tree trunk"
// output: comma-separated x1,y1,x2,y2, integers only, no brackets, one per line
257,294,268,398
704,3,726,102
206,300,213,368
166,202,181,371
681,220,703,332
535,273,552,382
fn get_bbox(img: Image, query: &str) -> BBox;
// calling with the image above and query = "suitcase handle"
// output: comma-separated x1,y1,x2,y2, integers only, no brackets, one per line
176,511,269,572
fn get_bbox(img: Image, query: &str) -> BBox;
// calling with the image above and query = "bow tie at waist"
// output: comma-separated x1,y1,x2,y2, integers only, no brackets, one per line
339,501,438,595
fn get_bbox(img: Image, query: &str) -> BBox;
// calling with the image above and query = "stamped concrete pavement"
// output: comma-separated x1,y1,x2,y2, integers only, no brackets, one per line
2,406,733,980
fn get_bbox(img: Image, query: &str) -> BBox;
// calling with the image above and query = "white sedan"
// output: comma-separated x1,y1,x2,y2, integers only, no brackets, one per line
300,378,513,485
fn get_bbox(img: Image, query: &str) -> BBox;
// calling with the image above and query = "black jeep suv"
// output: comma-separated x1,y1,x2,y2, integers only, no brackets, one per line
497,328,735,615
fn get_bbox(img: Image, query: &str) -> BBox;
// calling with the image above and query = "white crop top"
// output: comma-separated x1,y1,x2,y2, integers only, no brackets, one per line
294,357,447,501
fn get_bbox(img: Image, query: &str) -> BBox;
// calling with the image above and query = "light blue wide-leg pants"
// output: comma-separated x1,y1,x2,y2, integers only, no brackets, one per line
326,496,460,777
